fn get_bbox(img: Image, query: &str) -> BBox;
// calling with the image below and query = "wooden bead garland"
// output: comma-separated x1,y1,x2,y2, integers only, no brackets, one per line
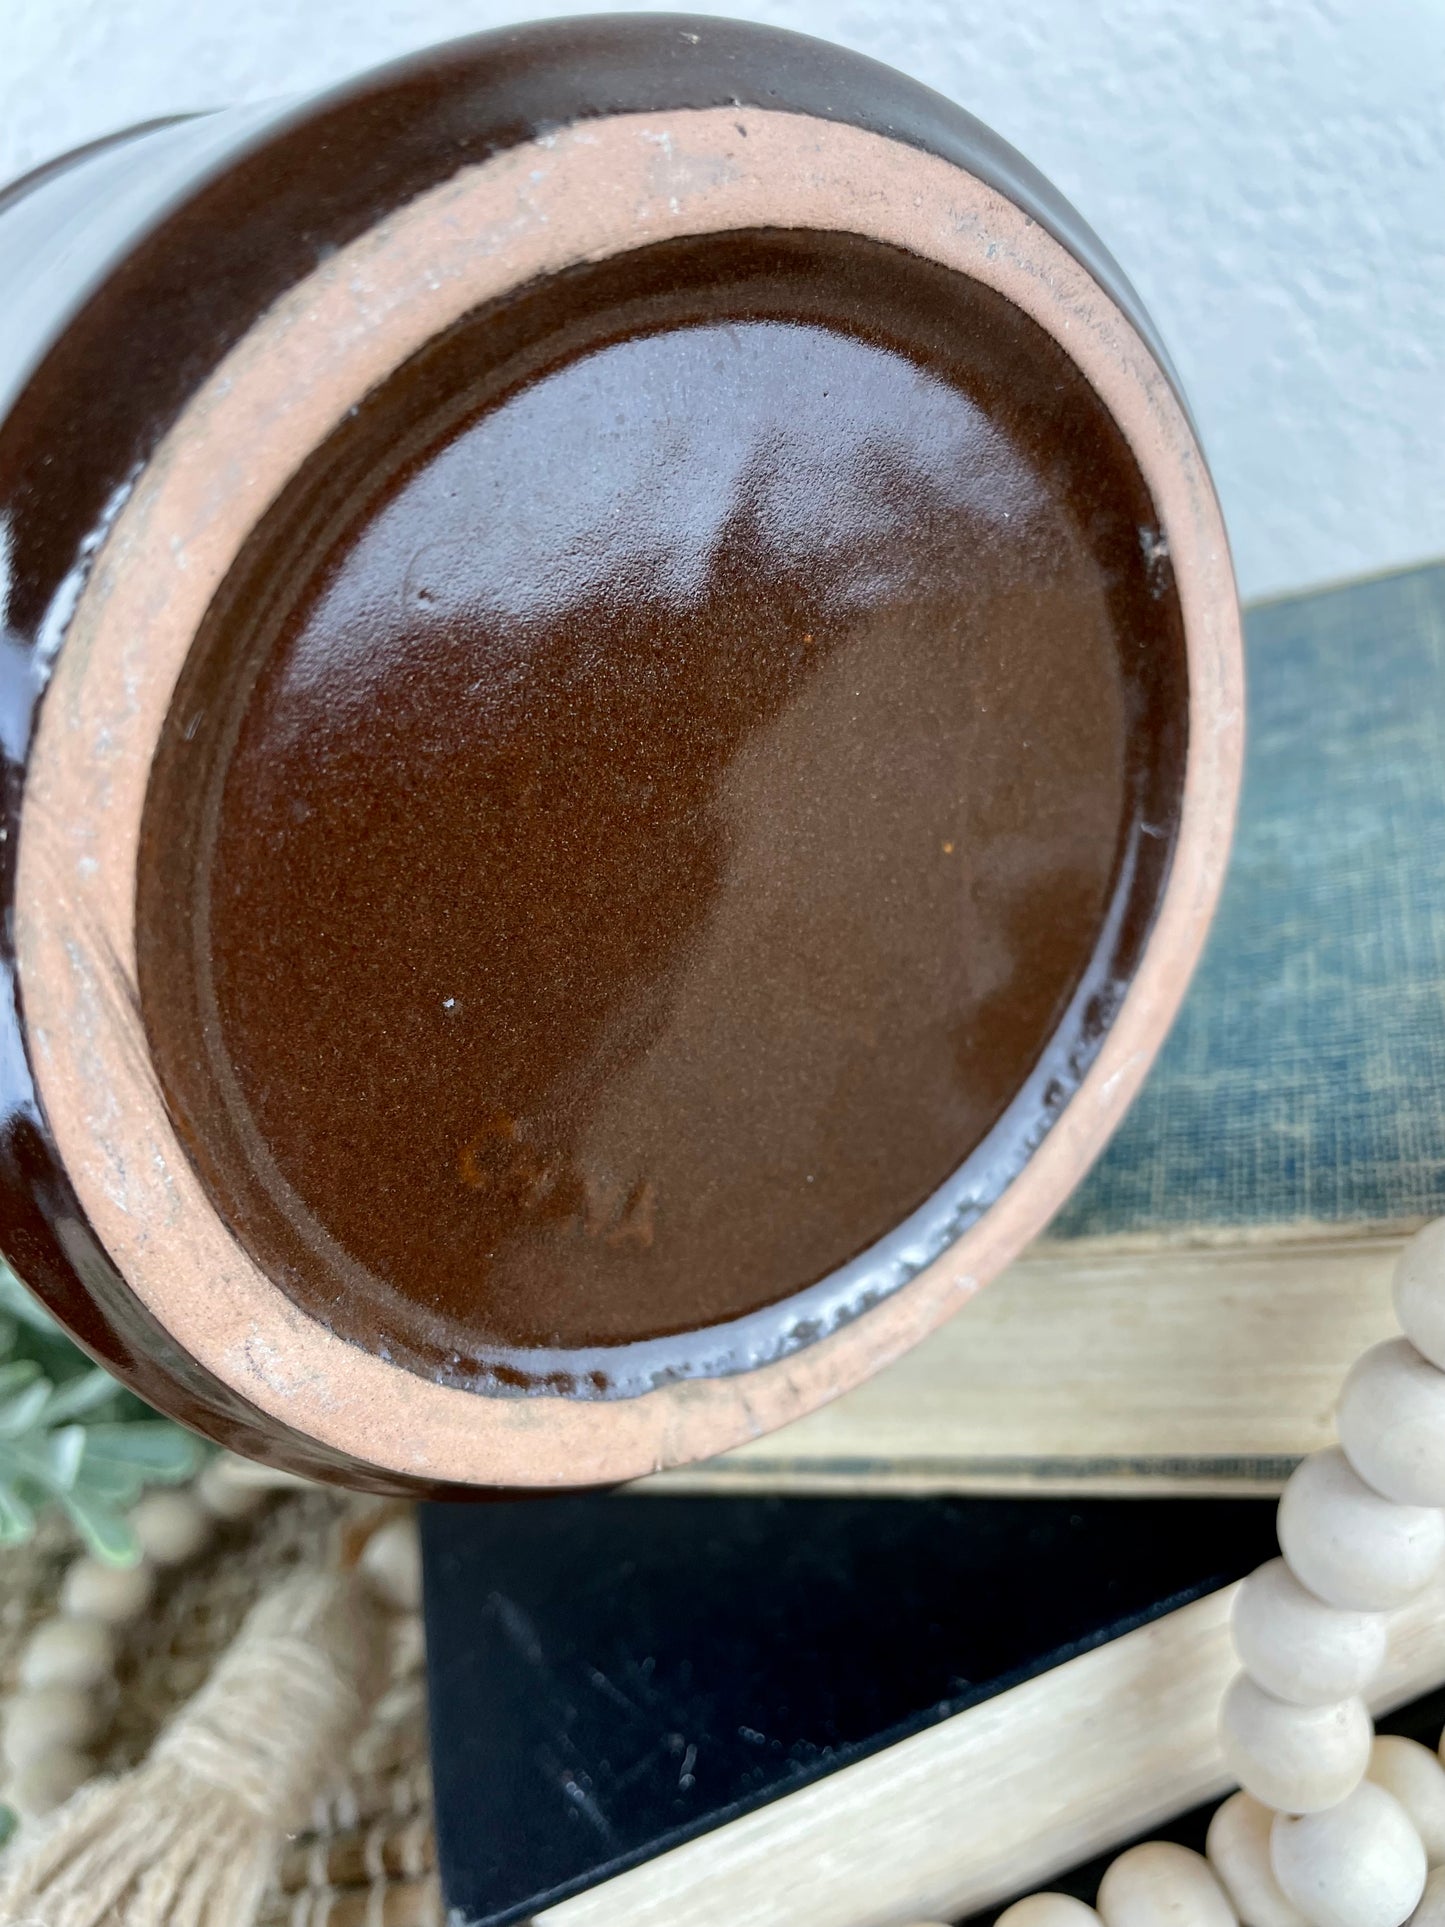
1001,1219,1445,1927
996,1899,1103,1925
129,1489,216,1568
1410,1868,1445,1925
58,1557,155,1625
0,1451,292,1822
1370,1738,1445,1865
1230,1559,1387,1705
1205,1792,1307,1927
1217,1676,1372,1812
8,1746,95,1820
1277,1448,1445,1612
15,1618,116,1693
1339,1342,1445,1508
1271,1782,1427,1927
1096,1842,1236,1924
1393,1221,1445,1371
359,1517,424,1615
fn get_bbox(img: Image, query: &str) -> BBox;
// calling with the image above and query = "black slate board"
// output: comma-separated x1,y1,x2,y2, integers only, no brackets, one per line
423,1494,1280,1923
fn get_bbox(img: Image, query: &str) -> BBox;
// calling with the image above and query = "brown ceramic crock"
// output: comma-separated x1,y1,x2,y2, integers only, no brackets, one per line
0,14,1243,1493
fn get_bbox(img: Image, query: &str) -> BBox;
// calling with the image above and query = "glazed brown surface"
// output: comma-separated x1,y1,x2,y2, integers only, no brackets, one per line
0,12,1207,1479
137,229,1186,1395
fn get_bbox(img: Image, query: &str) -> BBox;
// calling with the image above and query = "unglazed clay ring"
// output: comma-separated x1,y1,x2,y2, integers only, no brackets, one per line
0,17,1242,1491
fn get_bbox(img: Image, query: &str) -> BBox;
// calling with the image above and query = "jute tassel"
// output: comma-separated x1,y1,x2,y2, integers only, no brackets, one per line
0,1568,379,1927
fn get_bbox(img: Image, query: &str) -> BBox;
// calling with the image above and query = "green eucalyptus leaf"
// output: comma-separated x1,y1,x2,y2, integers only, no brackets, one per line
80,1423,202,1480
0,1379,53,1438
0,1359,42,1398
59,1487,141,1567
0,1480,36,1544
44,1424,87,1492
41,1368,121,1425
0,1267,203,1555
66,1459,147,1507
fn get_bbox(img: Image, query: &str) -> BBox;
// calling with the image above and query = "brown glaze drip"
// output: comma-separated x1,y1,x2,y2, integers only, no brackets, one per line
136,228,1186,1396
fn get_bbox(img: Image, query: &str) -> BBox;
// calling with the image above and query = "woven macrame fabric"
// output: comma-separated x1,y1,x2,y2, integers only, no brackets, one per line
0,1493,439,1927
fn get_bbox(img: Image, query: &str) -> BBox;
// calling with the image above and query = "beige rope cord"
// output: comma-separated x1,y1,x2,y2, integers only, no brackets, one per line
0,1487,440,1927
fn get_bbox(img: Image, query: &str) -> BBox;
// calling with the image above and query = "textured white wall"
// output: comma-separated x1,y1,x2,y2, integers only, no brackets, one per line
4,0,1441,601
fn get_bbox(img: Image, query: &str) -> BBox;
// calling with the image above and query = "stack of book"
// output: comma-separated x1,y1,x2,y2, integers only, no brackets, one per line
426,563,1445,1924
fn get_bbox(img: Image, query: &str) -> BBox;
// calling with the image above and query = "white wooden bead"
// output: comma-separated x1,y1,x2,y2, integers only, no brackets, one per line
1370,1737,1445,1864
1231,1558,1388,1704
1206,1791,1308,1925
1277,1448,1445,1610
1219,1674,1372,1813
1097,1841,1238,1925
18,1616,116,1691
59,1555,155,1625
130,1490,213,1567
8,1746,95,1818
1406,1864,1445,1923
1271,1782,1426,1927
360,1514,422,1613
2,1686,101,1771
996,1901,1102,1927
1339,1340,1445,1507
1393,1220,1445,1373
196,1453,269,1522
